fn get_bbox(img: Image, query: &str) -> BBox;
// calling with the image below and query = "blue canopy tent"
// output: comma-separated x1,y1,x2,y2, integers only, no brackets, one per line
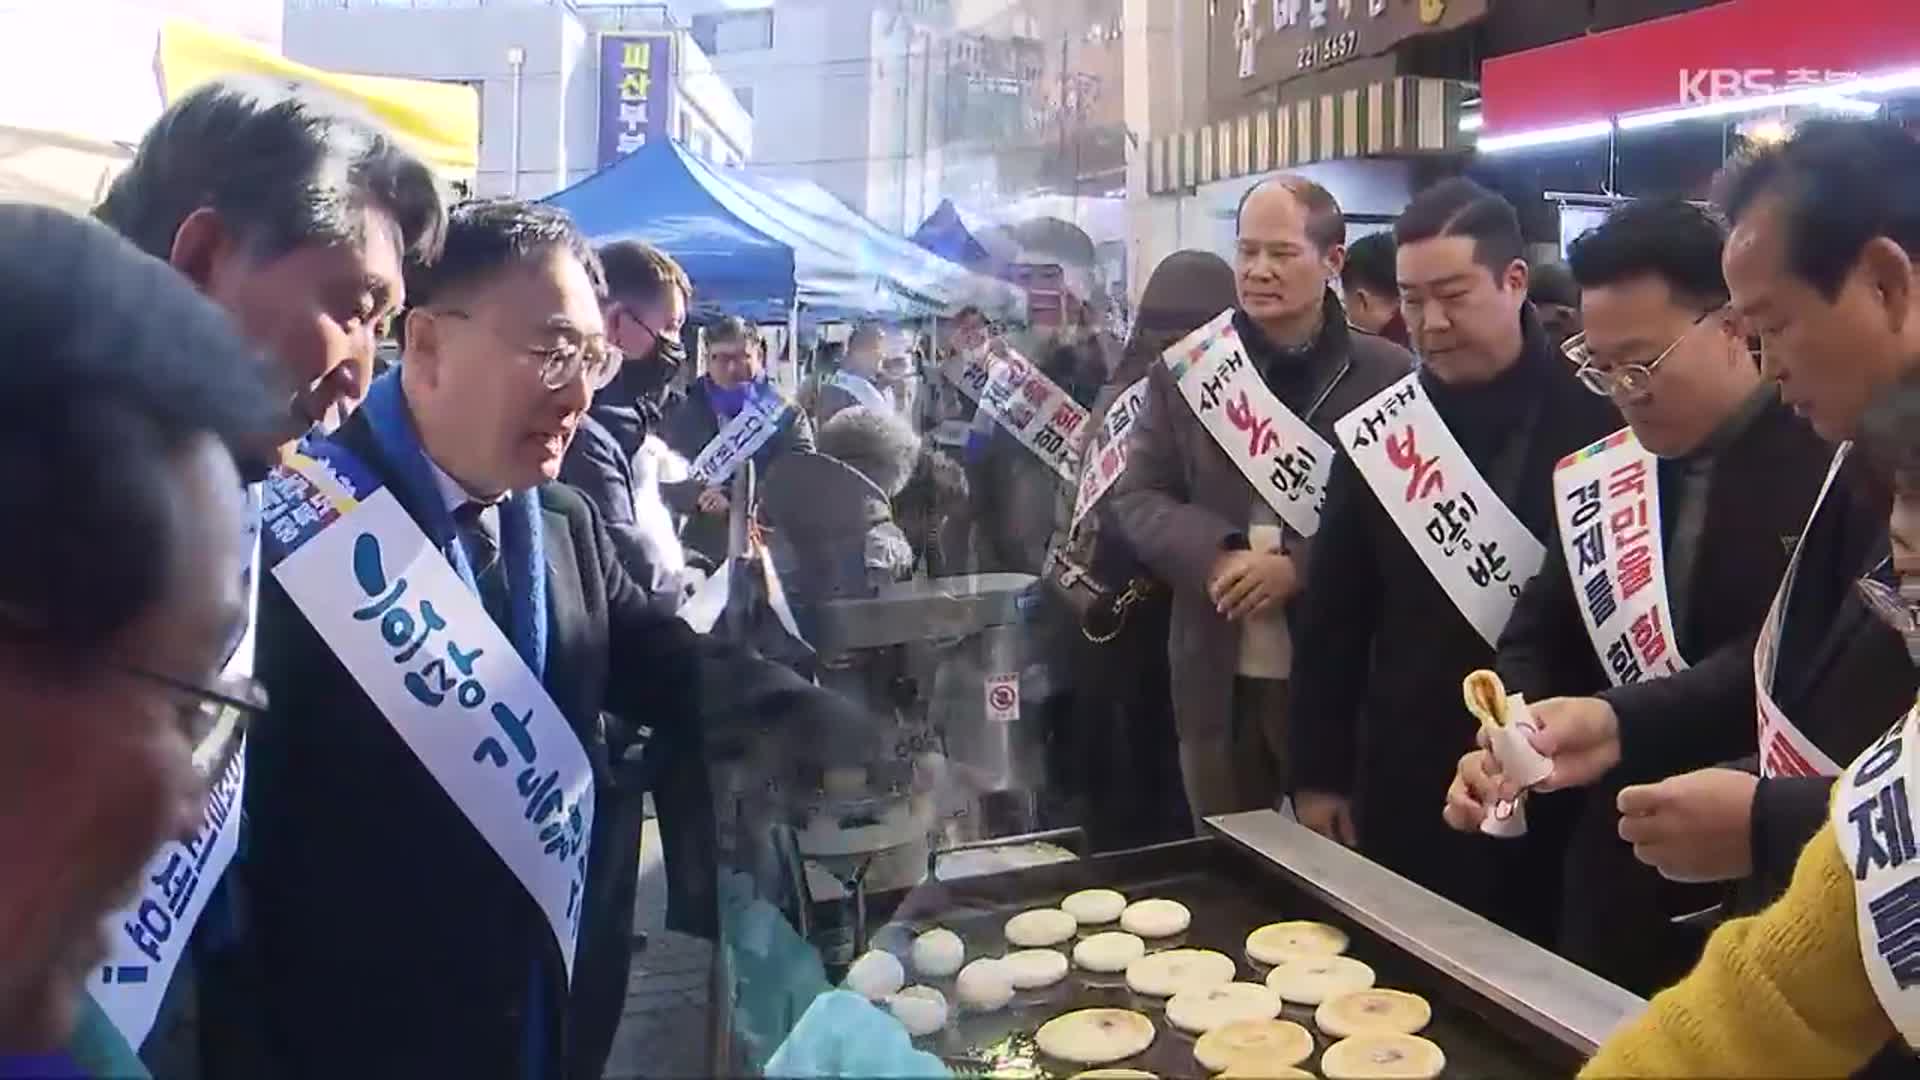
545,140,799,323
731,173,1026,322
548,140,926,324
911,199,1002,273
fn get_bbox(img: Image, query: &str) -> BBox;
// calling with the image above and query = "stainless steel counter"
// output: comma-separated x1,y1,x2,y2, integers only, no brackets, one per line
1208,809,1646,1057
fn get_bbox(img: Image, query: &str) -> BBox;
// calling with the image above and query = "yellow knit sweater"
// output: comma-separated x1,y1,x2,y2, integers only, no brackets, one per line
1582,824,1897,1077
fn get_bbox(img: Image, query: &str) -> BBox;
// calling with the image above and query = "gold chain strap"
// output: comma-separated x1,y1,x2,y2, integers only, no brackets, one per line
1082,577,1150,644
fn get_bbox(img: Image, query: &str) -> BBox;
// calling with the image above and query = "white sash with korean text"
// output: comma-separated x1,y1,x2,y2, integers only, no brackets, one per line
940,344,1088,484
263,450,594,976
1163,310,1333,538
1834,704,1920,1046
85,493,258,1049
1071,376,1148,528
1337,372,1546,647
1553,428,1689,686
1754,445,1849,779
830,370,892,414
689,391,790,487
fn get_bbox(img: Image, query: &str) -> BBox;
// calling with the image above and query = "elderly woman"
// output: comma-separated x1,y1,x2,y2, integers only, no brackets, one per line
0,208,277,1070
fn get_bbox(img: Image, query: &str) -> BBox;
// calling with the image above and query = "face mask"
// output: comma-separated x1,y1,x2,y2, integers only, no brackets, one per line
708,378,753,418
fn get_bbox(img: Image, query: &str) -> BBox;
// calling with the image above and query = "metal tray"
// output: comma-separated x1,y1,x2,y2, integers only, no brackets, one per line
809,813,1643,1078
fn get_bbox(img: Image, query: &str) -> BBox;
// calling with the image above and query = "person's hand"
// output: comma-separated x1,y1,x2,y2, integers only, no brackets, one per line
1617,767,1759,883
1442,745,1504,833
697,487,730,515
1527,697,1622,791
1296,790,1357,846
1207,550,1298,621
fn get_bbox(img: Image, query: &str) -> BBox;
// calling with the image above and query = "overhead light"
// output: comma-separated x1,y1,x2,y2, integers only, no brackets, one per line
1458,112,1483,133
1478,120,1613,155
1618,68,1917,131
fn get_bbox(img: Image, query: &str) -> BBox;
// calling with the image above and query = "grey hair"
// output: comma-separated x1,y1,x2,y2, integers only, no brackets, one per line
817,406,922,498
96,77,447,266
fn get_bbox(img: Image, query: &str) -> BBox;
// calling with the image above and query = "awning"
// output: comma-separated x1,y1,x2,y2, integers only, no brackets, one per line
159,18,479,180
1148,76,1472,196
1480,0,1920,138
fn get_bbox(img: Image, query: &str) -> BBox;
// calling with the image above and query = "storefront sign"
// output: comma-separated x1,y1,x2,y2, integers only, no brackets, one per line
1215,0,1488,105
598,32,675,166
1482,0,1920,134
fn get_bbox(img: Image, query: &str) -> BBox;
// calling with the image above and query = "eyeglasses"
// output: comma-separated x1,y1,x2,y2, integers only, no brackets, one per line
114,663,269,781
621,307,688,368
436,309,624,392
1566,307,1724,402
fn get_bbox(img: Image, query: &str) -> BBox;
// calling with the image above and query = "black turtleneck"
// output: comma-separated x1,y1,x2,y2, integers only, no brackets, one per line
1233,289,1354,418
1420,308,1560,495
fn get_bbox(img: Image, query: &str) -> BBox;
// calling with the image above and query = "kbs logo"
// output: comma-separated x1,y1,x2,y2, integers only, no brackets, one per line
1678,68,1861,105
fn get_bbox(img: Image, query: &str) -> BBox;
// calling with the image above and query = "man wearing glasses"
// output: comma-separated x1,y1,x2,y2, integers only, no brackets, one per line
1441,198,1832,994
241,200,877,1079
0,208,279,1074
560,240,695,610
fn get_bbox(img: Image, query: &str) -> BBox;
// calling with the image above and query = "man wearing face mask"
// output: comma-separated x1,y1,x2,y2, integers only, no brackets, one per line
661,316,816,567
1288,179,1619,940
1110,175,1410,823
560,240,693,612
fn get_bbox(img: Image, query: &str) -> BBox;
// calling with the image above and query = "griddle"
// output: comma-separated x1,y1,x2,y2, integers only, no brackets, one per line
715,810,1645,1078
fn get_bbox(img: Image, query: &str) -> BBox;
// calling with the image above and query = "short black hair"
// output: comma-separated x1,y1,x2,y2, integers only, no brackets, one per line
1567,197,1730,311
0,207,280,652
98,78,446,267
597,239,691,310
1237,175,1346,253
1714,119,1920,300
406,199,604,309
705,315,759,351
1395,177,1524,278
1341,231,1398,298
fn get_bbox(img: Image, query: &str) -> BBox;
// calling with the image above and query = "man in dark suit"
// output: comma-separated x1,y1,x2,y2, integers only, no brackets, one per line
1459,125,1920,947
660,316,814,566
244,200,873,1080
1288,180,1621,944
1441,198,1833,994
559,239,692,611
1109,175,1410,824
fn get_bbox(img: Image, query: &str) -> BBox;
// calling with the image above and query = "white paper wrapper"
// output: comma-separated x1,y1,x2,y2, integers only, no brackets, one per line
1481,792,1528,837
1490,694,1554,787
1478,693,1554,839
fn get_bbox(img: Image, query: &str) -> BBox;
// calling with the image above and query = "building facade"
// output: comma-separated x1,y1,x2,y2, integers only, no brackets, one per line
284,0,750,198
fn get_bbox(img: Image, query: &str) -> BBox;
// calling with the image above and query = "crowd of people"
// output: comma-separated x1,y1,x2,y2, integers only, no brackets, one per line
9,65,1920,1080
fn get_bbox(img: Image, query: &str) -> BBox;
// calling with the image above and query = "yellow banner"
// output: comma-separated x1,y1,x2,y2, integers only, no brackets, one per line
159,18,478,178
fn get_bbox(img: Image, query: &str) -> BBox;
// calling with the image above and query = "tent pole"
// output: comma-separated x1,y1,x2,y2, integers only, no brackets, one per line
787,300,800,395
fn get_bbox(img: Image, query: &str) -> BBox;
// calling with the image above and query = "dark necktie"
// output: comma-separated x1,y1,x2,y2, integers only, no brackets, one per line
454,500,509,627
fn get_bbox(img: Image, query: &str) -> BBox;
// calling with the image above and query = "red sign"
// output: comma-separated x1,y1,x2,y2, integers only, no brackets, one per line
1480,0,1920,134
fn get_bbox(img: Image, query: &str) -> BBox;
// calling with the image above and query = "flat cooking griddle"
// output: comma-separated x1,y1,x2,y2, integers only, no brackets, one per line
783,811,1645,1079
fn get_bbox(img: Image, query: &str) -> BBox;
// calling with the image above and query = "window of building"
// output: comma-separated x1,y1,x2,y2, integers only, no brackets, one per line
692,9,774,55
